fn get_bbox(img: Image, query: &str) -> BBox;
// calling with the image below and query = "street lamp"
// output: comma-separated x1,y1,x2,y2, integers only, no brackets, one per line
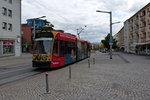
112,21,121,25
77,25,87,38
96,10,121,59
96,10,113,59
33,16,46,39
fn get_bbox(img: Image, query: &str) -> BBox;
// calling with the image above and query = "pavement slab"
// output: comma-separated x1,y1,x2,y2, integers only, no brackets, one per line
0,52,150,100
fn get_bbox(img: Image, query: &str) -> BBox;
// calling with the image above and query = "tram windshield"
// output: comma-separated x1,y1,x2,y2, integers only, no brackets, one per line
33,38,53,54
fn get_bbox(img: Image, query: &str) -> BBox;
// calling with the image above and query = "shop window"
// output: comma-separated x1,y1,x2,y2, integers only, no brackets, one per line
8,9,12,17
2,7,7,16
3,41,14,55
8,23,12,31
2,22,7,30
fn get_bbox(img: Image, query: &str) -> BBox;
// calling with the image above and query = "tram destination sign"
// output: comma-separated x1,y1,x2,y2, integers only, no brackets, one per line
35,32,53,38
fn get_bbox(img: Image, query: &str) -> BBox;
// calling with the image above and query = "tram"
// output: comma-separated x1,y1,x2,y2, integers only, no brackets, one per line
32,30,91,68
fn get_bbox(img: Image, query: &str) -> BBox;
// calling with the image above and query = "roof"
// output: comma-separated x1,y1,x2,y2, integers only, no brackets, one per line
128,2,150,20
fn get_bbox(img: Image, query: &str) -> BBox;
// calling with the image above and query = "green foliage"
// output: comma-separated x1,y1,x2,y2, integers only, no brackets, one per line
101,33,118,50
99,43,105,49
39,20,54,32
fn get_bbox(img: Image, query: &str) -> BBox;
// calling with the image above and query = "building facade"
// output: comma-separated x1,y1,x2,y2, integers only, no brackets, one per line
21,24,32,53
124,20,129,53
0,0,21,57
21,19,45,53
128,3,150,54
115,2,150,55
27,19,45,28
116,27,125,51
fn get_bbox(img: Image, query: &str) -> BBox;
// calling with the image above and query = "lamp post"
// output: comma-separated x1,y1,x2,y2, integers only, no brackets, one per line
96,10,113,59
33,16,46,39
96,10,121,59
77,25,87,38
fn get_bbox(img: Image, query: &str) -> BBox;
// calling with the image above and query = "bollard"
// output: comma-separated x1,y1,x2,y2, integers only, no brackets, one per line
88,59,90,68
93,58,95,64
45,73,50,94
69,66,71,80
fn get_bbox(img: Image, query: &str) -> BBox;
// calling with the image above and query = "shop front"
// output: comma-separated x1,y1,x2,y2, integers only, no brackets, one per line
135,41,150,55
0,40,15,57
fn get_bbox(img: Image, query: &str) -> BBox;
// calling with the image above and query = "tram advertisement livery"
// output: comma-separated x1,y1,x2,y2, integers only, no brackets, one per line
32,30,91,69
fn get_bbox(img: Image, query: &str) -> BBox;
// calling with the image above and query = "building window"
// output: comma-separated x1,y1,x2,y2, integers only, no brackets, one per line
2,7,7,16
8,23,12,31
8,0,12,4
3,41,15,55
2,22,7,30
8,9,12,17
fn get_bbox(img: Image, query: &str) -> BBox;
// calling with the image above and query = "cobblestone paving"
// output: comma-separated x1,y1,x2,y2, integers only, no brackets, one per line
0,52,150,100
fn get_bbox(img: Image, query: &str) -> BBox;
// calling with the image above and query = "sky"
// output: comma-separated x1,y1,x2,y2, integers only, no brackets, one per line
22,0,150,43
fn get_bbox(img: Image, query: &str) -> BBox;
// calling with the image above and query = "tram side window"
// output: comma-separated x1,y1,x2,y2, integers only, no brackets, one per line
65,41,75,55
53,38,59,57
65,41,68,54
60,41,65,57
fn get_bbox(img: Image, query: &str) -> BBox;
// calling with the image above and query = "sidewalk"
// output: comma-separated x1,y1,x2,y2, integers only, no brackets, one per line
1,52,150,100
0,53,32,61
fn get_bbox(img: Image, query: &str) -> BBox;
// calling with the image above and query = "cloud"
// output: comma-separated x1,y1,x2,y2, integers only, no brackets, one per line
22,0,150,43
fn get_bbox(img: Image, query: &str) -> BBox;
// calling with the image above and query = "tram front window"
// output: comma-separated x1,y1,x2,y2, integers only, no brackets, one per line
33,38,53,54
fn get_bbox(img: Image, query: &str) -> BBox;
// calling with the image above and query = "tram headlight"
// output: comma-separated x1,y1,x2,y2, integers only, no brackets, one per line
32,54,36,60
32,55,35,60
47,55,51,61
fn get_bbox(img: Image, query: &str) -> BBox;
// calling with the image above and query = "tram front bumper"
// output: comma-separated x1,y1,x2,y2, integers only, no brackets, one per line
32,61,51,68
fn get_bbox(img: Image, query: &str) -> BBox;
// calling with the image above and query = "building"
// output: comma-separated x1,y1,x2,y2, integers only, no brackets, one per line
21,24,32,53
116,27,125,51
115,2,150,55
27,19,45,28
127,3,150,54
124,20,129,53
0,0,21,57
27,19,45,39
113,32,119,47
21,19,46,53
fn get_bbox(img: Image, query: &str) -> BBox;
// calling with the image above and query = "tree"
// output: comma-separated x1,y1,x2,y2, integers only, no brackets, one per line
39,20,54,32
99,43,105,49
101,33,118,50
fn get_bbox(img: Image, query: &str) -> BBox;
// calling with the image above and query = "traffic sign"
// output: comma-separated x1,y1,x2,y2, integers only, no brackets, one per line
109,39,113,45
109,39,113,43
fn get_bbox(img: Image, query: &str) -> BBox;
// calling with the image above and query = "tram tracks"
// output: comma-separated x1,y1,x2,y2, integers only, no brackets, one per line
0,63,45,87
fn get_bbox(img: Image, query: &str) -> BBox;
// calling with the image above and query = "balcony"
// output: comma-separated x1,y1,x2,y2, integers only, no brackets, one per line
141,37,146,43
134,29,139,34
130,31,133,34
129,22,133,26
140,15,145,21
134,38,139,43
134,19,139,25
140,26,146,32
130,39,133,43
148,11,150,17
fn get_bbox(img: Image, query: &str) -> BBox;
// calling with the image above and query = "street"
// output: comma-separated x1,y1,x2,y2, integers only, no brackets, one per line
0,52,150,100
0,53,45,87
